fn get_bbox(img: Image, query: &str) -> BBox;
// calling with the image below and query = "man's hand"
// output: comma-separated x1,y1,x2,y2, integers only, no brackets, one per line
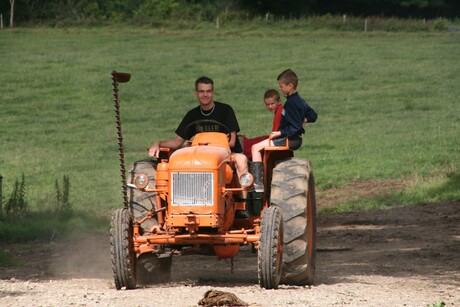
148,142,161,158
147,136,185,158
228,131,237,148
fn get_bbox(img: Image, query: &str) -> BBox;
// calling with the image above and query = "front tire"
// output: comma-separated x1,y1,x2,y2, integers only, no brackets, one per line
270,158,316,286
110,208,137,290
258,206,283,289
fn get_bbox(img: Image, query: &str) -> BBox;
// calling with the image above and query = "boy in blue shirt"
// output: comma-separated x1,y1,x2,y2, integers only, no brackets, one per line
250,69,317,192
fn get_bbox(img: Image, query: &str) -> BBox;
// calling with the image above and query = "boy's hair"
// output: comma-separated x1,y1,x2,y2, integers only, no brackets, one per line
264,89,281,101
195,76,214,90
277,69,298,88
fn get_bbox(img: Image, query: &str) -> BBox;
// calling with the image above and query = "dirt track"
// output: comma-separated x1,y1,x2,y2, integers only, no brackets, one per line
1,201,459,306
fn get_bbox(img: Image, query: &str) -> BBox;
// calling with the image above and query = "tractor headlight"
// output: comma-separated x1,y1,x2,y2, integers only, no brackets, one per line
134,174,149,189
239,173,254,188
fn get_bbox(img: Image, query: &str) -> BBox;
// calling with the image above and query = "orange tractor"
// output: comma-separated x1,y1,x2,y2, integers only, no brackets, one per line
110,71,316,290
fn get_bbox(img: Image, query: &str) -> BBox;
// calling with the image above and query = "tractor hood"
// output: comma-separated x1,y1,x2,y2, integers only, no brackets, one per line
168,145,231,171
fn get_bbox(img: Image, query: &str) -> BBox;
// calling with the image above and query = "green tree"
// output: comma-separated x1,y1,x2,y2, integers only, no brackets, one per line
238,0,316,17
136,0,179,19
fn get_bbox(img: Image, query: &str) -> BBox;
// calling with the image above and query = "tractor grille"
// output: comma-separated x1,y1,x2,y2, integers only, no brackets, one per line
171,172,214,206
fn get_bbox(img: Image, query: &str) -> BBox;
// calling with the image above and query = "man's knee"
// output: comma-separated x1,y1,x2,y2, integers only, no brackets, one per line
233,153,248,171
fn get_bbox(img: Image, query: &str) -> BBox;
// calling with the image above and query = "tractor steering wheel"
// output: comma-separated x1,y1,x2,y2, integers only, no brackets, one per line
183,119,231,141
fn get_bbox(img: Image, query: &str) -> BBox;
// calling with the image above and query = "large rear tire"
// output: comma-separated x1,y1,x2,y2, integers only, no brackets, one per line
110,208,137,290
270,158,316,286
128,159,158,232
258,206,283,289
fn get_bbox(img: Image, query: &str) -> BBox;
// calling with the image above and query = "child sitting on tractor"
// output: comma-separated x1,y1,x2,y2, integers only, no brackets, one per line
242,89,284,159
250,69,318,192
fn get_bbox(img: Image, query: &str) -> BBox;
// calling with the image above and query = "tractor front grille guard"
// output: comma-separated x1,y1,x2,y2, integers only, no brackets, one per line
171,172,214,206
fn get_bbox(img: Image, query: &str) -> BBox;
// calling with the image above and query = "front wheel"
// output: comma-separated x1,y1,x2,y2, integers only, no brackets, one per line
110,208,137,290
258,206,283,289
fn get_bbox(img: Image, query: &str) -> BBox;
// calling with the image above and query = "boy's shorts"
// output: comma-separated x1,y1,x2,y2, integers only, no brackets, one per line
272,136,302,150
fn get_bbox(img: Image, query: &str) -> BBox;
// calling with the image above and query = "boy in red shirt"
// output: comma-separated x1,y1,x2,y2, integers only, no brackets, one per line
242,89,283,159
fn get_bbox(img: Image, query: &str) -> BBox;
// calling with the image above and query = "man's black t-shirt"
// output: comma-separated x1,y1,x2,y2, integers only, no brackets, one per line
175,101,243,153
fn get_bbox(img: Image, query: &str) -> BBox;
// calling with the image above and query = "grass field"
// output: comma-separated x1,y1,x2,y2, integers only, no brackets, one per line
1,26,459,220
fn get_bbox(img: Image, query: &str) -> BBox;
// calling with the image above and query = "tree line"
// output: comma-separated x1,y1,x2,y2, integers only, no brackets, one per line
1,0,459,27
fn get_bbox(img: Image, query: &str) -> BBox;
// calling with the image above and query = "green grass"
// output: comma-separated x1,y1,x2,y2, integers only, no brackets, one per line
0,210,109,243
321,171,460,214
0,27,459,221
0,251,17,266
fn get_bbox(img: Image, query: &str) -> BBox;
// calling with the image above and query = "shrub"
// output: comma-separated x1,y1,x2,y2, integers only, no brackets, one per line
4,174,28,219
54,175,72,215
433,17,449,30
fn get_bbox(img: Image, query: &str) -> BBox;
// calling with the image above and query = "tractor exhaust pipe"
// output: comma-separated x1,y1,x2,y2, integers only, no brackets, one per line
111,71,131,209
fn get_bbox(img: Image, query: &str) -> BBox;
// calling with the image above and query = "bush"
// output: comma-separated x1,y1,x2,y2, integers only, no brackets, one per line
4,174,28,219
54,175,72,215
433,17,449,30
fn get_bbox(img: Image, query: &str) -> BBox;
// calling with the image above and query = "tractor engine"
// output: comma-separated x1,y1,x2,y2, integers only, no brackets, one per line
165,133,235,231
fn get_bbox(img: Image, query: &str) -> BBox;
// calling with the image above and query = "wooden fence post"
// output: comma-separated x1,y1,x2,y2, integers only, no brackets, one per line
364,18,368,32
0,175,3,216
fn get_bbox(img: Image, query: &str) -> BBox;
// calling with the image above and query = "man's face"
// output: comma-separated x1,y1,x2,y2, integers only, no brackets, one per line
195,83,214,107
264,96,281,113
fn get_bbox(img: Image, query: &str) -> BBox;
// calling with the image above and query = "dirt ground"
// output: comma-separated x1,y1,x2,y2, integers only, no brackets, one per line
1,197,459,306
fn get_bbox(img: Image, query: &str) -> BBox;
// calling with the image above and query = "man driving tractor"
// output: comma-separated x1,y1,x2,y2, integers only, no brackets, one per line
147,76,249,185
